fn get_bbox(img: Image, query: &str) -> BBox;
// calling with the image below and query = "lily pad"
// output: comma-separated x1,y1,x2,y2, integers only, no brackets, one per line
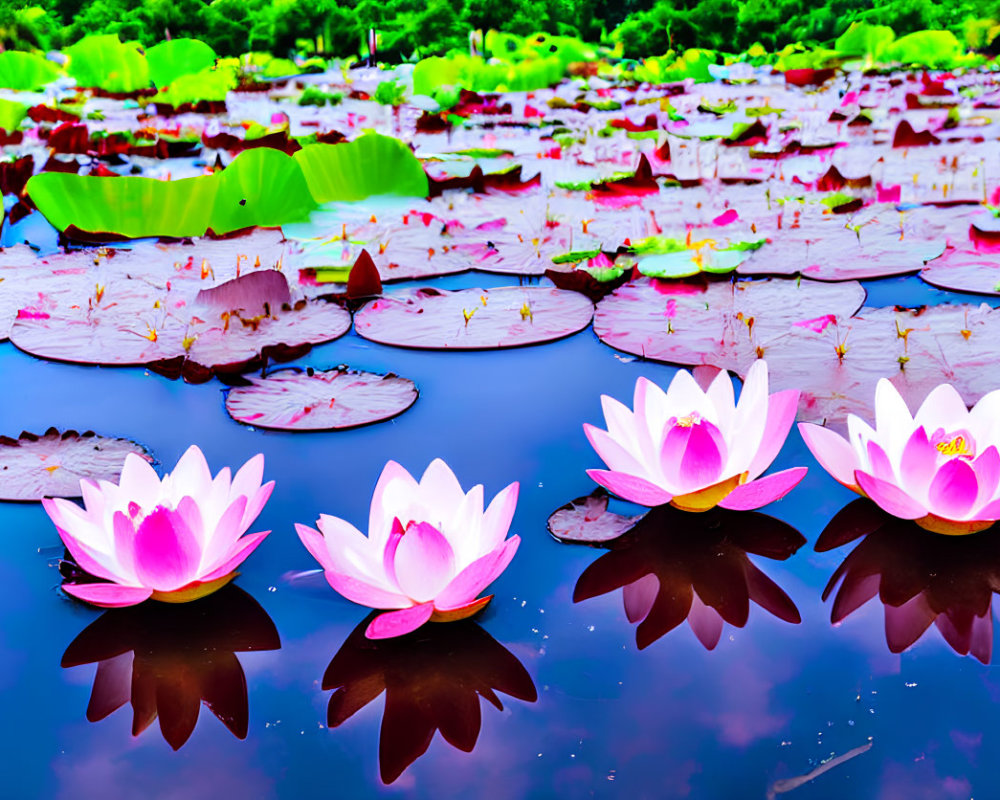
0,51,60,91
920,247,1000,295
547,489,643,544
354,286,594,350
225,367,418,431
145,39,217,88
8,270,351,383
65,35,150,94
0,428,153,502
293,133,429,202
593,276,865,372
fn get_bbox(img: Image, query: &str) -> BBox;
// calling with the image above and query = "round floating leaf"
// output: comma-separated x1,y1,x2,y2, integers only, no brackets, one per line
145,39,217,87
225,367,418,431
920,248,1000,295
293,134,429,203
741,210,946,281
0,428,152,502
354,286,594,350
594,276,866,371
548,489,643,544
0,51,60,91
9,270,351,382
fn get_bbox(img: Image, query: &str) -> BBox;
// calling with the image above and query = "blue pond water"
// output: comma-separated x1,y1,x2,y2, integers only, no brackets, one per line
1,271,998,799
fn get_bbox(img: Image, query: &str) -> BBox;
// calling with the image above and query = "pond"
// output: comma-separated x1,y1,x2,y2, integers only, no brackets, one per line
2,268,999,800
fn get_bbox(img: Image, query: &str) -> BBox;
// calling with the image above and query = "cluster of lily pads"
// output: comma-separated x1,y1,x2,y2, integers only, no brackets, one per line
5,21,1000,779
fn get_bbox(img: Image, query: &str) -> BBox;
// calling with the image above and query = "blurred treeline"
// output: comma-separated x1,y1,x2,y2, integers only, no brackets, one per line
1,0,998,58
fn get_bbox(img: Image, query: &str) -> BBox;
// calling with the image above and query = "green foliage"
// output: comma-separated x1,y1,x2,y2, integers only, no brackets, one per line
298,84,343,106
0,0,992,65
634,48,716,82
373,78,407,105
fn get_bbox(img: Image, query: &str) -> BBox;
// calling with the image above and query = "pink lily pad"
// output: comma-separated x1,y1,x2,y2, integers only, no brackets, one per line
593,275,865,371
597,275,1000,424
0,428,153,502
547,489,644,544
920,247,1000,295
741,206,946,280
8,269,352,382
225,367,418,431
354,286,594,350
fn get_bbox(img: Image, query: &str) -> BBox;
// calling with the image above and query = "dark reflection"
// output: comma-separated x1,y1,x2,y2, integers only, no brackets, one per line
324,617,537,784
61,585,281,749
818,498,1000,664
574,505,805,649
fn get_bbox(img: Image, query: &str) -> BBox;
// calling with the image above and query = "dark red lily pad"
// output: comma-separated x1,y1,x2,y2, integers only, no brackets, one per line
225,367,418,431
0,428,153,501
354,286,594,350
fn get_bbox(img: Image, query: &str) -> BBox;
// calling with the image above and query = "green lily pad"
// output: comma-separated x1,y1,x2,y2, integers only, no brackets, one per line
145,39,217,87
65,35,150,93
293,133,428,203
0,51,60,91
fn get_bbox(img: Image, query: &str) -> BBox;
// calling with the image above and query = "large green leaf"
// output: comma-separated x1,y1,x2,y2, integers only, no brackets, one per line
834,22,895,59
210,149,315,234
0,51,60,91
413,56,463,96
65,35,150,93
25,172,217,237
880,30,963,68
27,134,426,237
0,99,27,133
293,134,429,203
156,66,235,106
145,39,217,87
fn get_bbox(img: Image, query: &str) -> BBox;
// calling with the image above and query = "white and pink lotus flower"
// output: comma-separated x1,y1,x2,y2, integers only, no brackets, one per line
585,360,807,512
801,379,1000,535
296,459,520,639
44,446,274,607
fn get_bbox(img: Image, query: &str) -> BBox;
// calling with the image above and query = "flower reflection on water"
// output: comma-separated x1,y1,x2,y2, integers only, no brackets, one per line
323,615,536,784
570,496,805,649
819,498,1000,663
60,585,280,750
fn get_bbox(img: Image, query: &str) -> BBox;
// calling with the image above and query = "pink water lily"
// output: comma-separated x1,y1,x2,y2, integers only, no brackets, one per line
584,360,807,512
296,459,520,639
800,379,1000,535
44,446,274,607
